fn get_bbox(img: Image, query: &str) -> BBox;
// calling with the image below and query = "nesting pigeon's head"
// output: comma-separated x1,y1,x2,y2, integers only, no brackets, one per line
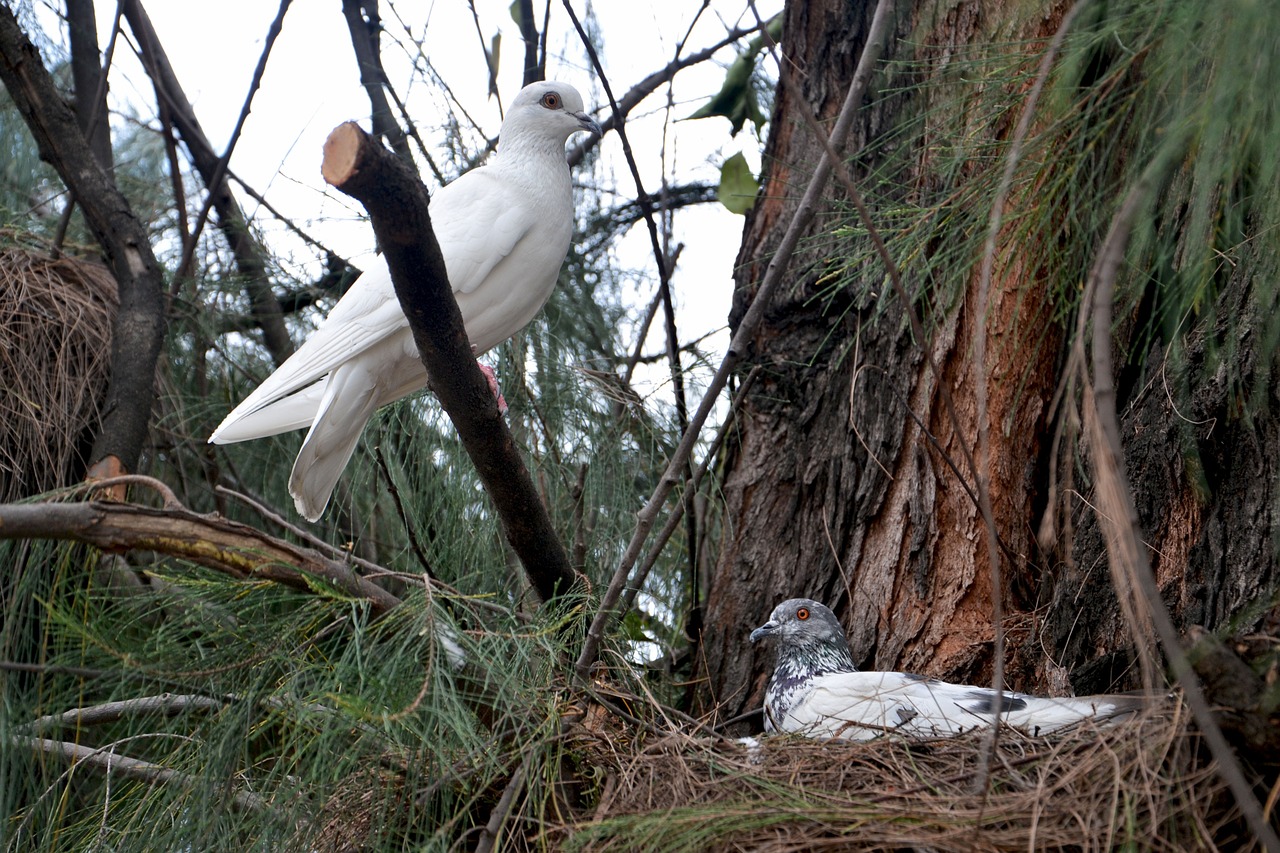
751,598,857,674
500,81,602,153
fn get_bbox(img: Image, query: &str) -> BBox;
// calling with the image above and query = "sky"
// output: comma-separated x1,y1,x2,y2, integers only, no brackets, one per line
46,0,784,406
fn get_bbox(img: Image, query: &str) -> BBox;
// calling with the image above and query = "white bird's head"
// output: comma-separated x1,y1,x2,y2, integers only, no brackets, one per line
498,81,601,156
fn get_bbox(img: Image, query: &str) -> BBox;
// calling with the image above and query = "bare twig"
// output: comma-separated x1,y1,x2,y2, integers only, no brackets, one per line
474,750,531,853
168,0,293,284
13,734,277,815
23,693,225,735
968,0,1092,795
566,22,768,168
373,443,437,579
619,367,761,615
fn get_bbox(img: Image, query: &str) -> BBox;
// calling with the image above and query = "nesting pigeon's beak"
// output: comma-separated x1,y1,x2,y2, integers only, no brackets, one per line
750,620,778,643
574,111,603,137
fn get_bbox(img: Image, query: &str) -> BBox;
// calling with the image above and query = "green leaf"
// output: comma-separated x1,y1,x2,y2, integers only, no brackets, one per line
717,152,758,215
683,13,780,136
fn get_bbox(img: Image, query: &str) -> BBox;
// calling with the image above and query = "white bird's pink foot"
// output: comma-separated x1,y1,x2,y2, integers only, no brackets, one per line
477,361,508,416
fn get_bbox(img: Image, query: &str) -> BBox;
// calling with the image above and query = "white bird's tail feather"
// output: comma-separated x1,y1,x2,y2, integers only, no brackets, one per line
288,363,384,521
209,381,327,444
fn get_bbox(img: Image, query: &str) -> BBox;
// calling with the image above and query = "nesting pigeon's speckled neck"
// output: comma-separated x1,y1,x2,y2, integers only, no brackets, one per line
774,631,858,682
763,624,858,730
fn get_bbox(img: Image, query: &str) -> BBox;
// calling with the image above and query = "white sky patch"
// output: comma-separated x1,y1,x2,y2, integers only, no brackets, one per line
40,0,779,424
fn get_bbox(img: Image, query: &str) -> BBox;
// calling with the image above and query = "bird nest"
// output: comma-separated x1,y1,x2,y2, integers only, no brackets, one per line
0,242,117,502
553,703,1255,852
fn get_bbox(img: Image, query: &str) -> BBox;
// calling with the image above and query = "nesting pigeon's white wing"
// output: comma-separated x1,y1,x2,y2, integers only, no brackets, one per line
774,672,1144,741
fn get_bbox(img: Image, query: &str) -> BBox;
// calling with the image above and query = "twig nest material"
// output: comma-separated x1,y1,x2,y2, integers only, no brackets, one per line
0,244,117,501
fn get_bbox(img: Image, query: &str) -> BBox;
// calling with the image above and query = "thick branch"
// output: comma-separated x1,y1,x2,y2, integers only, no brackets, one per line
320,122,577,604
340,0,412,162
66,0,113,174
0,499,401,615
0,7,166,478
123,0,294,365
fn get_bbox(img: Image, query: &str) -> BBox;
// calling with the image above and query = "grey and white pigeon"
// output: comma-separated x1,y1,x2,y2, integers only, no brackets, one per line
210,81,601,520
751,598,1147,740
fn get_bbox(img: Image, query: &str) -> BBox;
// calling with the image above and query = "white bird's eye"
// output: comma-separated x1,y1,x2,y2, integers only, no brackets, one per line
540,92,561,109
796,607,810,621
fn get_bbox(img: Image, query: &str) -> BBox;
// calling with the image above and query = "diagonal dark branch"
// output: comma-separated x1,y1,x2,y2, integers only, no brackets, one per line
123,0,295,365
514,0,542,85
341,0,413,163
320,121,577,603
166,0,293,286
65,0,113,174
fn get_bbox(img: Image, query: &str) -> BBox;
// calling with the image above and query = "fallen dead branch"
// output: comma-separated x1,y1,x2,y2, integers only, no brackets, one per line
0,486,401,615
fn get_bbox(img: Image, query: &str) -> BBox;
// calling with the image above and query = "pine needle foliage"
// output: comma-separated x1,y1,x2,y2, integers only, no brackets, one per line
814,0,1280,434
5,0,1279,848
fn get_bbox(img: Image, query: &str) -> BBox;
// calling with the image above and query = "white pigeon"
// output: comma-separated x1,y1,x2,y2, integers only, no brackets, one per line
751,599,1147,741
210,81,601,521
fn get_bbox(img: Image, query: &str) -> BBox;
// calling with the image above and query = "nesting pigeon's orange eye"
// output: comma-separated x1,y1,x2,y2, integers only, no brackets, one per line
541,92,561,109
796,607,810,620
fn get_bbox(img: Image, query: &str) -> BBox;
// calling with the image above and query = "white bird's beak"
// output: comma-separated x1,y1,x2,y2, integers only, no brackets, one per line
574,111,603,137
750,620,778,643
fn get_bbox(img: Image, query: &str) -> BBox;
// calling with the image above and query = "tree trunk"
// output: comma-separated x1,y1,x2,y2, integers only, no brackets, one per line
0,6,166,480
697,0,1280,723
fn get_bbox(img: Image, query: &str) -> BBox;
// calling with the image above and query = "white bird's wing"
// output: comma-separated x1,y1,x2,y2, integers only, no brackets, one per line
432,168,538,297
780,672,1141,741
209,168,536,445
208,264,406,443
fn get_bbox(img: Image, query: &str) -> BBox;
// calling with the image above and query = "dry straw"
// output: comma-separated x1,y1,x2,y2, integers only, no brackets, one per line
0,242,117,502
554,703,1253,852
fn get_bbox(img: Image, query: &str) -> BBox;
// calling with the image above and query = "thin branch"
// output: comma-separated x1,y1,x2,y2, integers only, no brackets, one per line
123,0,295,364
573,0,898,683
473,750,531,853
566,22,767,168
171,0,293,283
968,0,1091,794
23,693,225,735
619,367,761,615
13,734,278,815
373,442,437,579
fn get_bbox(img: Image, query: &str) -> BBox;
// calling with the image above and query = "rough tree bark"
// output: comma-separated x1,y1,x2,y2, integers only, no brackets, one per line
696,0,1280,722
